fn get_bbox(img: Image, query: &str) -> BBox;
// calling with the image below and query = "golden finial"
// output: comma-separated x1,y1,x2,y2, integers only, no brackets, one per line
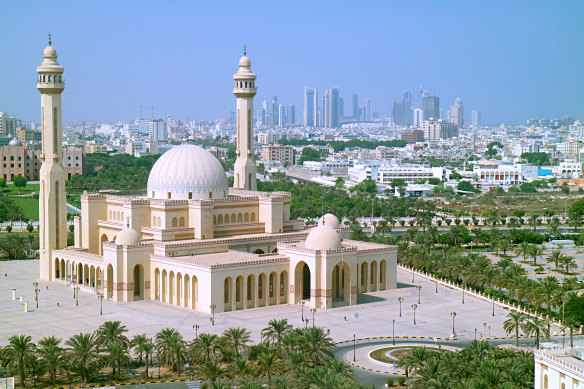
243,44,246,56
48,32,52,46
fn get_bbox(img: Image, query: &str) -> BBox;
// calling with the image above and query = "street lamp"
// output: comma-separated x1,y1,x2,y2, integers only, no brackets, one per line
310,308,316,327
461,285,465,304
416,285,422,304
353,334,356,362
74,286,80,306
474,328,477,340
304,318,309,328
392,319,396,345
398,297,404,317
193,324,199,338
210,304,216,326
33,282,40,309
411,268,415,283
492,298,495,316
435,279,438,293
300,300,306,321
98,293,104,315
450,312,456,338
411,303,418,325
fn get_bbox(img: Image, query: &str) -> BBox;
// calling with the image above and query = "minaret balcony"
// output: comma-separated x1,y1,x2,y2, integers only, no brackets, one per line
37,81,65,92
233,87,257,96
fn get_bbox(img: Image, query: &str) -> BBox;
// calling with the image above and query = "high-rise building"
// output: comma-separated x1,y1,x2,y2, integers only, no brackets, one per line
0,113,19,137
261,100,268,125
287,104,295,125
339,97,344,119
278,104,286,126
37,38,68,281
423,96,440,120
270,96,278,127
401,129,424,144
413,108,424,127
233,50,257,191
421,119,458,140
393,92,413,126
304,87,318,126
322,87,340,128
365,98,371,121
352,94,359,120
148,119,167,142
471,110,481,127
449,98,464,128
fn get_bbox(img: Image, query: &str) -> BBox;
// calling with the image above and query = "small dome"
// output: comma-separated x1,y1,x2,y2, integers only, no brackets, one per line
115,228,140,246
318,214,339,228
8,138,22,147
305,225,342,251
43,45,57,59
147,144,228,200
239,55,251,68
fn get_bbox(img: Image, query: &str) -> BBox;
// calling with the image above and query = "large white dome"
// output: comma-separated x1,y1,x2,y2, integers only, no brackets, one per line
318,213,340,228
115,227,141,246
305,225,342,251
147,144,228,200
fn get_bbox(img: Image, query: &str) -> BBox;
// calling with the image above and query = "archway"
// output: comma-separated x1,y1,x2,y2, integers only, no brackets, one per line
161,270,167,302
60,259,65,280
106,264,114,299
370,261,378,292
184,275,190,308
279,271,288,304
90,265,95,288
169,272,175,304
100,234,108,255
235,276,244,310
133,265,144,300
224,277,232,312
192,276,198,309
77,263,83,284
96,267,102,291
247,275,255,308
54,258,60,280
380,260,387,290
83,264,89,285
258,273,266,307
176,272,182,306
332,262,351,305
360,262,369,292
269,272,277,305
294,262,311,303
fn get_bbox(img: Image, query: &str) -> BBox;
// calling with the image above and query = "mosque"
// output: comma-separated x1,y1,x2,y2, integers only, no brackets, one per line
36,39,397,314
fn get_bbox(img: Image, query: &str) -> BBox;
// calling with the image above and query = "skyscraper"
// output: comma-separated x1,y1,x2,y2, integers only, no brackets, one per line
423,95,440,120
471,110,481,127
365,98,371,121
323,87,340,128
149,119,167,142
287,104,295,125
352,94,359,120
233,50,257,191
270,96,278,127
449,98,464,127
392,91,412,126
339,97,344,119
304,87,318,126
413,108,424,127
278,104,286,126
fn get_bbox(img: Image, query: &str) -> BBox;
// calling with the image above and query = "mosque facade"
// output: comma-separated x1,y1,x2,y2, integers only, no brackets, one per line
37,41,397,314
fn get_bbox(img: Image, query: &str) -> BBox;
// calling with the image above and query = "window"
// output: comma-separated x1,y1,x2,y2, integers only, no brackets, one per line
167,192,171,199
188,192,192,199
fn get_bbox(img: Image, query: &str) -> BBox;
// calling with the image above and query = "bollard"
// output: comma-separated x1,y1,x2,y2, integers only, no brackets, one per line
19,296,22,303
24,301,28,312
12,289,16,300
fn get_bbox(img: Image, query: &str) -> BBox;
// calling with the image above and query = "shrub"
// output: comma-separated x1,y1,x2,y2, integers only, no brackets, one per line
6,225,12,233
398,377,406,385
387,377,394,386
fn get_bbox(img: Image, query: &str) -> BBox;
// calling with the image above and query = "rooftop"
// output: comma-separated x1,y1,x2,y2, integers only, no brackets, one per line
153,250,288,269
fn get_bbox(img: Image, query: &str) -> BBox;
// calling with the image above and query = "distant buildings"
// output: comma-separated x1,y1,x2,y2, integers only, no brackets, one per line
0,112,19,137
449,98,464,128
413,108,424,127
148,119,167,142
471,110,481,127
365,98,371,122
421,119,458,140
262,144,294,166
322,87,340,128
393,91,413,126
401,129,424,144
423,95,440,120
352,94,359,121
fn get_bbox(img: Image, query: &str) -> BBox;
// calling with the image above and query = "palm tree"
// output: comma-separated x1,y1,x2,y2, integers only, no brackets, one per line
197,359,223,382
522,316,548,349
539,277,559,311
191,333,218,362
0,235,31,259
97,320,129,376
514,242,530,262
527,245,544,267
131,333,149,366
37,336,63,386
65,332,100,384
155,327,186,374
104,341,130,379
4,334,36,386
547,251,565,272
528,214,540,232
258,352,278,381
298,327,334,366
548,217,561,237
229,357,253,379
564,317,579,348
561,256,578,274
325,360,354,380
503,311,527,346
262,319,293,352
222,327,250,359
142,340,154,377
284,349,305,374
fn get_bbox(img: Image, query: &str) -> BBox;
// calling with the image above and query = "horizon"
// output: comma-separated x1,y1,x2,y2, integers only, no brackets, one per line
1,0,583,125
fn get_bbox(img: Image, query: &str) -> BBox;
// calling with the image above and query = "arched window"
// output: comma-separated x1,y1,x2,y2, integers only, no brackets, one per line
157,217,161,226
179,217,185,227
244,213,249,222
213,215,217,224
188,192,192,199
209,192,212,199
109,210,112,220
231,213,236,223
251,212,256,222
225,214,230,223
172,217,178,228
238,213,243,222
167,192,171,199
218,214,223,224
152,216,157,226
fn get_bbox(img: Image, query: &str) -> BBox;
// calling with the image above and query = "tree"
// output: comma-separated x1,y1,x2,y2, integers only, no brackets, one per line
130,333,149,367
547,251,566,272
297,147,321,164
191,333,218,362
298,327,334,366
262,318,292,351
457,181,478,193
527,245,543,267
522,317,548,349
528,214,540,232
561,256,578,274
0,178,6,189
521,152,550,166
97,321,129,376
4,334,36,386
196,360,223,382
0,234,31,259
222,327,250,359
561,182,571,194
13,175,27,193
38,336,64,386
258,351,278,380
155,327,186,374
65,332,100,384
503,312,527,346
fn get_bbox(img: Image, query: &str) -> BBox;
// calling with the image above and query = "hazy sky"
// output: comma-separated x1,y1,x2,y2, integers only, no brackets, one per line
1,1,583,124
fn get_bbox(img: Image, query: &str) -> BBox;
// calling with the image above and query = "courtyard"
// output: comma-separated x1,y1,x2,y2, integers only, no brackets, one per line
0,259,528,345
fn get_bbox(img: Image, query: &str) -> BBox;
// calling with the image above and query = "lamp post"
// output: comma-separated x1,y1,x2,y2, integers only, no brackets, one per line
411,268,415,283
416,285,422,304
398,297,404,317
75,286,80,306
461,285,465,304
33,282,40,308
193,324,199,339
435,279,438,293
353,334,356,362
300,300,306,321
304,318,309,328
450,312,456,338
210,304,216,326
392,319,396,345
310,308,316,327
474,328,477,340
411,303,417,325
562,328,565,348
492,298,495,316
98,293,104,315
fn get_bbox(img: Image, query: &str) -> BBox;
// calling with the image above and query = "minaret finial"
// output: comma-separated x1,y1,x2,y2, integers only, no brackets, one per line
243,44,246,56
48,32,52,46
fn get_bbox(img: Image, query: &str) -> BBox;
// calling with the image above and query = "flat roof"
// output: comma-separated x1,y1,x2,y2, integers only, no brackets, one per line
153,250,288,269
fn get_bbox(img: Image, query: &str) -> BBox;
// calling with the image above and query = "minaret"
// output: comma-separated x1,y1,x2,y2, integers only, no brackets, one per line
37,34,67,281
233,46,257,191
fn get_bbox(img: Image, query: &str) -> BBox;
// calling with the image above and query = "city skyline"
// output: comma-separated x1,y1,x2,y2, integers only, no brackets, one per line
1,1,583,124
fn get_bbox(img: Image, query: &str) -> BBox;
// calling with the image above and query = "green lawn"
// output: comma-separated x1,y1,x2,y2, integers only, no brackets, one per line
2,183,40,193
12,197,39,220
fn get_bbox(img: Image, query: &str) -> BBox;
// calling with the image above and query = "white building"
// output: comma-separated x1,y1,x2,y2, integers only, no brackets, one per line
555,160,582,178
148,120,167,142
420,119,458,140
348,161,445,186
0,112,19,137
473,162,538,189
535,348,584,389
413,108,424,127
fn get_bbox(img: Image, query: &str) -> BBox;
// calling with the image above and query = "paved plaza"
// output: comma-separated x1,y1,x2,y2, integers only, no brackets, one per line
0,259,531,346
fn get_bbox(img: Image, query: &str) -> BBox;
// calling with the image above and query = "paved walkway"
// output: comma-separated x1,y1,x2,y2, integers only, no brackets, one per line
0,260,544,345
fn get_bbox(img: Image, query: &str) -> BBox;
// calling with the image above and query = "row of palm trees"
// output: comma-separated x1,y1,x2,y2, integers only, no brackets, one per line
398,243,583,321
0,319,366,388
395,340,534,388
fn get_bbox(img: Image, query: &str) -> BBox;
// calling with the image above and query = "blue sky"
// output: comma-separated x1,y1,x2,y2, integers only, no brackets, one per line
1,1,583,124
